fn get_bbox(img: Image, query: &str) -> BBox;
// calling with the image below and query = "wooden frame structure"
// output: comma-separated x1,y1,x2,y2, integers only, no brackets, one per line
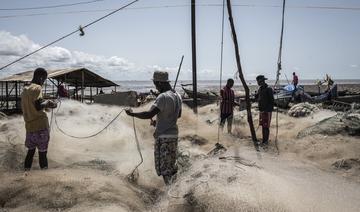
0,67,118,115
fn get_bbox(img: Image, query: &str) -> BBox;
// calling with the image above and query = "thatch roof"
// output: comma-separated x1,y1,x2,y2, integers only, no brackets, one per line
0,67,117,87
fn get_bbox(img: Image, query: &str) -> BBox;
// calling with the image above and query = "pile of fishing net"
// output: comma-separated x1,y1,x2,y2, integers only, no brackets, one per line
343,113,360,135
288,103,319,117
298,111,360,137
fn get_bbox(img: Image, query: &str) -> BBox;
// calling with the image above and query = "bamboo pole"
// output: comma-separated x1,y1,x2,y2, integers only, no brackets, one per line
191,0,198,113
226,0,257,143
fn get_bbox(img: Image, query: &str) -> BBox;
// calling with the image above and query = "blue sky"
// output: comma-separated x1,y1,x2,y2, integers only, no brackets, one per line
0,0,359,81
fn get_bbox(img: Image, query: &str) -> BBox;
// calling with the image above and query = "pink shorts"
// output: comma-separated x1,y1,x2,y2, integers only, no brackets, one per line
25,128,50,152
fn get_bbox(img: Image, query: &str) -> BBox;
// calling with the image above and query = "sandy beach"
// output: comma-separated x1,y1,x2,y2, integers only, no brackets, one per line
0,99,359,211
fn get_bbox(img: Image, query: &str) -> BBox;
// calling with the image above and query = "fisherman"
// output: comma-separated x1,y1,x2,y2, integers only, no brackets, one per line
292,72,299,89
220,78,239,134
256,75,274,146
292,72,299,90
21,68,57,172
125,71,182,185
58,84,68,98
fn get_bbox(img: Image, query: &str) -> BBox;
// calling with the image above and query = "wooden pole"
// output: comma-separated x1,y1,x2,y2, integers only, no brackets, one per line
44,80,47,98
15,81,18,109
81,70,84,103
226,0,257,143
90,86,93,103
191,0,198,113
173,55,184,90
5,82,9,110
1,82,3,103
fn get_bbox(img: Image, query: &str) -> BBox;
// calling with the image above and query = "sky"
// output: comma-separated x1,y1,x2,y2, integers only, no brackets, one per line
0,0,359,81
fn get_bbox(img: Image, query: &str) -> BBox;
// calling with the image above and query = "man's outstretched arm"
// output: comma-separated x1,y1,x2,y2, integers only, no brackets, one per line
126,107,160,119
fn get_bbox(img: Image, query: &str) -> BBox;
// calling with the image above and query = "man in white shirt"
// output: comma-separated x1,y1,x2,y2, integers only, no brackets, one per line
125,71,182,185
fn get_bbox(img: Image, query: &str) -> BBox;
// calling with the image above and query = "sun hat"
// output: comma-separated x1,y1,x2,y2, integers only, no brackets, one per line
152,71,170,82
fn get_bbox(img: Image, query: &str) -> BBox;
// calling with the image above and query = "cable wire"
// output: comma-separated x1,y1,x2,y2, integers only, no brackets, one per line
217,0,226,144
0,0,104,11
1,3,359,19
274,0,286,155
0,0,140,71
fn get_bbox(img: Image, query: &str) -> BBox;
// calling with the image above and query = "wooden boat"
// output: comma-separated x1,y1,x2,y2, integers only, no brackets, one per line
93,91,139,107
181,86,219,101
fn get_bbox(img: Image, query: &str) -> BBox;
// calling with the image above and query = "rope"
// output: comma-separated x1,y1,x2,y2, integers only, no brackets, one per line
0,0,140,71
273,0,286,155
53,99,125,139
128,116,144,179
275,0,286,86
50,99,143,182
217,0,226,144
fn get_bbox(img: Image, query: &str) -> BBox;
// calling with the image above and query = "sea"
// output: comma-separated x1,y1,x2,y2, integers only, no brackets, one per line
112,79,360,93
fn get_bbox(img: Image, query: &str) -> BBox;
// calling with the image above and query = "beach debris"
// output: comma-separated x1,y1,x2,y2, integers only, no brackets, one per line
219,156,261,169
0,112,7,120
0,143,24,170
71,159,115,173
351,103,360,111
332,158,360,170
207,143,227,156
298,111,360,137
127,169,139,183
177,148,192,173
297,114,344,137
288,103,319,117
181,134,208,146
343,113,360,135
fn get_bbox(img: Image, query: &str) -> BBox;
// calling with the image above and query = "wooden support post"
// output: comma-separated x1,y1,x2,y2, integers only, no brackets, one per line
75,84,78,100
57,80,60,98
191,0,198,113
44,80,47,98
96,87,99,95
90,86,93,103
226,0,257,142
15,81,18,109
5,82,9,110
81,70,84,103
52,84,54,99
1,82,3,102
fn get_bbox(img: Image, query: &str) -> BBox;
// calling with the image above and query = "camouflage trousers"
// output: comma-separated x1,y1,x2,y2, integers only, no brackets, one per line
154,136,178,176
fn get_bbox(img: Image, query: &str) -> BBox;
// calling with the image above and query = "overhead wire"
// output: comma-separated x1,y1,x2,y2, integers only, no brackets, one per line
217,0,226,144
0,0,105,11
0,0,140,71
1,3,359,19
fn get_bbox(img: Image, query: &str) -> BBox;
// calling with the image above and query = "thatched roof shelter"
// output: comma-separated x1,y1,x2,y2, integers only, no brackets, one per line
0,67,117,87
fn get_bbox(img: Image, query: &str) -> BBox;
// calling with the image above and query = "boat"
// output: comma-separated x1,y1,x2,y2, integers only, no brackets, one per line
181,86,219,101
93,91,139,107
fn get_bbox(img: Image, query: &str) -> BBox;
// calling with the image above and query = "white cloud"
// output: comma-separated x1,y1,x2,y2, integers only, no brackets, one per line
0,31,137,80
0,31,220,81
350,64,358,68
